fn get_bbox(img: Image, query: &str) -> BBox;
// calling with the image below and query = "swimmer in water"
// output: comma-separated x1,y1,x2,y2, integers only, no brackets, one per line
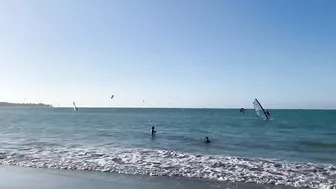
151,126,156,135
204,137,211,143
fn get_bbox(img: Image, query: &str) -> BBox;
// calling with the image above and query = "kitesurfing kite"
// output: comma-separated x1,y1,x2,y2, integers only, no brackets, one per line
111,95,114,99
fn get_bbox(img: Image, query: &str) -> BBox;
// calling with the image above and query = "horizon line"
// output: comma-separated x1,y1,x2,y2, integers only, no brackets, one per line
53,106,336,110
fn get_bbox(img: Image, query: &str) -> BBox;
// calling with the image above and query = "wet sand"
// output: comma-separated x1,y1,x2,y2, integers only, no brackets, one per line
0,166,305,189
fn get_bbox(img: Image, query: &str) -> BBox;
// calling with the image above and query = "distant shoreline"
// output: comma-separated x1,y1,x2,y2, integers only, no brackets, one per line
0,102,53,108
0,102,334,110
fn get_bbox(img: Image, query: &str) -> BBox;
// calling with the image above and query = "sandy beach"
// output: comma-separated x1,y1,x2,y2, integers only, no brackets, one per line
0,165,306,189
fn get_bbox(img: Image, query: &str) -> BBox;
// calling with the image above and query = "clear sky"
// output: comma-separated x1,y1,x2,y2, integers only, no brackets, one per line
0,0,335,109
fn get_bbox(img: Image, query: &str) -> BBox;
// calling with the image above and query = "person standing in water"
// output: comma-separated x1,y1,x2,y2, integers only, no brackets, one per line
204,137,211,143
151,126,156,135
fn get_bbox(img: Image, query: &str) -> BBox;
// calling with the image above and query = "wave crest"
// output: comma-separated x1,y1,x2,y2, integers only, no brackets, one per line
0,147,335,188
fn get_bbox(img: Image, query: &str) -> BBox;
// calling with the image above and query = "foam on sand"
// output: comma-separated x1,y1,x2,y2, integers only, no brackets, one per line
0,147,335,188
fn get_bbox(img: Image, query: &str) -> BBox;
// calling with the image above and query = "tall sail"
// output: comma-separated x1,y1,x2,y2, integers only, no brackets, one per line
73,101,78,111
253,99,269,119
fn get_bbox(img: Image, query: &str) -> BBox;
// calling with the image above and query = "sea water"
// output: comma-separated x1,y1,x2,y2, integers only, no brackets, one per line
0,108,335,188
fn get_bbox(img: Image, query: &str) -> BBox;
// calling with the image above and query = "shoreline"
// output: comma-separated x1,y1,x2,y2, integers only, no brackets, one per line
0,165,306,189
0,102,52,108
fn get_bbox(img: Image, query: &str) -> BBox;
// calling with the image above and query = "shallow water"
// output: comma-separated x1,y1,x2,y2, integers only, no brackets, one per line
0,108,335,188
0,166,307,189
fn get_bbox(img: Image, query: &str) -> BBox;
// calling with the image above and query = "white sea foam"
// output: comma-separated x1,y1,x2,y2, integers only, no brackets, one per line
0,147,335,188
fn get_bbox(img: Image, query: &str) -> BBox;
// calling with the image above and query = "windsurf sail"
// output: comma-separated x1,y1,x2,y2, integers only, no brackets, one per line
253,99,269,119
73,101,78,111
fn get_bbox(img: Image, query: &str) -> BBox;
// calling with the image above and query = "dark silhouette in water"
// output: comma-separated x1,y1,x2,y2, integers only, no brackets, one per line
151,126,156,135
240,108,245,113
204,137,211,143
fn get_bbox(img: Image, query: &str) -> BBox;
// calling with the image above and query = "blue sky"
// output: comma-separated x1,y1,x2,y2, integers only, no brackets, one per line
0,0,335,108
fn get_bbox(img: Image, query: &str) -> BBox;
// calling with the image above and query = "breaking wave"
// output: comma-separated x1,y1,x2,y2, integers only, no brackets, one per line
0,146,335,188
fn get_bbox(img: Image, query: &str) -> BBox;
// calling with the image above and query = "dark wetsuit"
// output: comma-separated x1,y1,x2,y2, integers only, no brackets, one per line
151,127,156,135
204,137,211,143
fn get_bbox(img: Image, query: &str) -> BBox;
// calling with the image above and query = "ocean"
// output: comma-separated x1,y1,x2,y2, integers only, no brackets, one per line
0,108,335,188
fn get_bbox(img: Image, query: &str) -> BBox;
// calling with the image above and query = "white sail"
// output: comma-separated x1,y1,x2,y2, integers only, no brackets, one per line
253,99,269,119
73,101,78,111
